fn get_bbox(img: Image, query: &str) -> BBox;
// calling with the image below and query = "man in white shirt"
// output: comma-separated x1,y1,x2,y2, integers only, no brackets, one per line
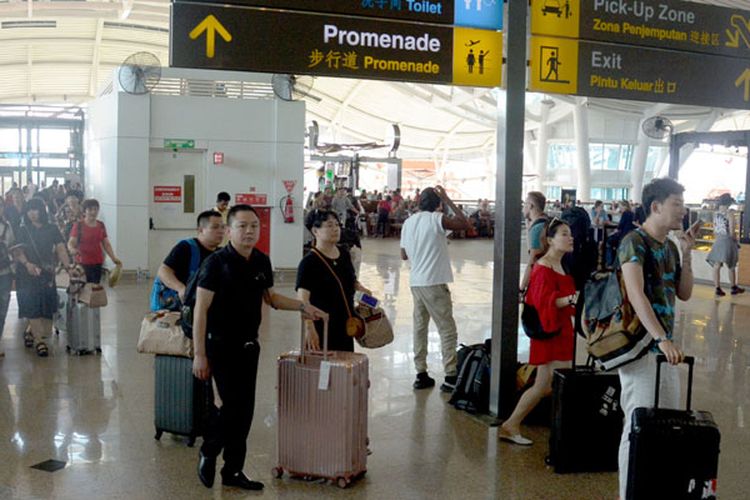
400,186,472,392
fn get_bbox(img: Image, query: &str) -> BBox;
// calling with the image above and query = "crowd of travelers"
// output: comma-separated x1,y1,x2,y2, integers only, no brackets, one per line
4,176,731,496
0,178,120,358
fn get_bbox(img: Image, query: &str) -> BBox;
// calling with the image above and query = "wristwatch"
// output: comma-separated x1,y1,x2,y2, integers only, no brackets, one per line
567,295,575,305
299,302,307,312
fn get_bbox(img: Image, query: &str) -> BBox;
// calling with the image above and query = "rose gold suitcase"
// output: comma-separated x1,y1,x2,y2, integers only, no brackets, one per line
273,321,368,488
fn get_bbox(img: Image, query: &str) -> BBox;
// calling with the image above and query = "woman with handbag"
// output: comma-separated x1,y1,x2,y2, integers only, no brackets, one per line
11,198,73,357
68,198,122,284
499,218,576,445
296,210,372,352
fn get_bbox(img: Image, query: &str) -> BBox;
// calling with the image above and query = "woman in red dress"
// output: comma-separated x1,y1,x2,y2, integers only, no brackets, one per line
499,218,577,445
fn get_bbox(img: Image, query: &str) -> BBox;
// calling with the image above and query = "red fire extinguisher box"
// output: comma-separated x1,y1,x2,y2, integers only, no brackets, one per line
255,207,271,255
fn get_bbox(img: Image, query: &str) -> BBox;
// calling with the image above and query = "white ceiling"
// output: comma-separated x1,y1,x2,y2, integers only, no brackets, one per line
0,0,749,158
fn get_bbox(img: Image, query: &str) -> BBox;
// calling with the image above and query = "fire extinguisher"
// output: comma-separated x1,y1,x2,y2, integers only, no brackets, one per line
281,194,294,223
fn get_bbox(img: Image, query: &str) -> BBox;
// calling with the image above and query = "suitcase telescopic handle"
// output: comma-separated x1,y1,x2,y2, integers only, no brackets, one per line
654,355,694,411
300,316,329,362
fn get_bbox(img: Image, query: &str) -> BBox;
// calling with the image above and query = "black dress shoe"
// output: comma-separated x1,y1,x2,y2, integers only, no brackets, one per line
222,471,264,490
197,453,216,488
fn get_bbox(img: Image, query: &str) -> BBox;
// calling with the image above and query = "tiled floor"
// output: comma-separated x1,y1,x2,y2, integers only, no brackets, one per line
0,238,748,499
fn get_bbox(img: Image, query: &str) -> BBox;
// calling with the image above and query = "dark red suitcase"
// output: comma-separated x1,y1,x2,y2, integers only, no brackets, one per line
626,356,720,500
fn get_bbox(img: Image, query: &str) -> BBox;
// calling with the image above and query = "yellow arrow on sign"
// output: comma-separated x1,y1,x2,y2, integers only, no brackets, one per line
189,15,232,59
735,68,750,102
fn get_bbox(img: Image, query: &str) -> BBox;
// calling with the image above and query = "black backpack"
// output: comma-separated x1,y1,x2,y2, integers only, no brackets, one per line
449,340,491,414
560,207,597,290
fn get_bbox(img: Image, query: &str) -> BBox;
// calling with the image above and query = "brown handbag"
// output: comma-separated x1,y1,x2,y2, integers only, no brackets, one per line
78,283,108,308
310,248,365,338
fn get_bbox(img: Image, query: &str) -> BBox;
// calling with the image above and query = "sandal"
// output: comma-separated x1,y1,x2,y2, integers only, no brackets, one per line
35,342,49,358
23,330,34,348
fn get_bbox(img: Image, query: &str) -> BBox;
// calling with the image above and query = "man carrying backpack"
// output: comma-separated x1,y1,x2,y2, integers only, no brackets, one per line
616,178,698,500
520,191,548,293
153,210,225,310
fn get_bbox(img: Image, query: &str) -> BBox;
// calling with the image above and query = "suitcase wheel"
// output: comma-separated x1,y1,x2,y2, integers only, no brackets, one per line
154,429,163,441
54,329,60,336
337,477,349,489
95,348,102,354
271,467,283,479
187,436,196,447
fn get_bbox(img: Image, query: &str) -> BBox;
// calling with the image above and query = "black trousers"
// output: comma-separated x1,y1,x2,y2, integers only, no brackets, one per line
81,264,103,284
201,339,260,475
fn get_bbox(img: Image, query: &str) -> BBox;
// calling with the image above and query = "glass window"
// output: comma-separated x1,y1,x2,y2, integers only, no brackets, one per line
548,144,576,170
39,129,70,153
0,128,20,152
546,186,561,200
589,143,633,170
645,146,663,172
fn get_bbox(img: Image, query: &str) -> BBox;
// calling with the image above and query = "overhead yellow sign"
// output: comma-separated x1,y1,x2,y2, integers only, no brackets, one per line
531,0,580,38
452,27,503,87
529,36,578,95
189,14,232,58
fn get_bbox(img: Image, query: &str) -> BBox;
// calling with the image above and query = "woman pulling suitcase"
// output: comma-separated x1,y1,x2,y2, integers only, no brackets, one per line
499,218,577,445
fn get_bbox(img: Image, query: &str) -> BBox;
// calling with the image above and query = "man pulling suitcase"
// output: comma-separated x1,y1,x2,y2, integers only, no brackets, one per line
191,204,326,490
616,178,700,499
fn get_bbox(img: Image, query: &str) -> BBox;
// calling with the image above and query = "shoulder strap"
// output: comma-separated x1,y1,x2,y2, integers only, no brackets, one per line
185,238,201,274
310,248,354,319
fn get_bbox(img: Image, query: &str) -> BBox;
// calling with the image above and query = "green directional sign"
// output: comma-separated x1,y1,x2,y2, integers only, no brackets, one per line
164,139,196,149
531,0,750,60
530,36,750,109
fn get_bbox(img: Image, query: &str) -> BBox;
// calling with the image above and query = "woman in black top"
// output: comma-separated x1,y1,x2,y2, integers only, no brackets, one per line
296,210,372,352
12,198,73,356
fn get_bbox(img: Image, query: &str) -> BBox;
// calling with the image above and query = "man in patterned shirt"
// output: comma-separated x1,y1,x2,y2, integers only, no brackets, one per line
616,177,700,499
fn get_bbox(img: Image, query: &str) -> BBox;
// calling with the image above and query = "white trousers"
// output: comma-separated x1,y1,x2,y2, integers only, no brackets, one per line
617,353,681,499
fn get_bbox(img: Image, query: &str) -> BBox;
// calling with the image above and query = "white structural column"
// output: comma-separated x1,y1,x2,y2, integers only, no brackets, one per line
524,130,536,183
630,121,650,203
573,99,591,202
535,99,554,192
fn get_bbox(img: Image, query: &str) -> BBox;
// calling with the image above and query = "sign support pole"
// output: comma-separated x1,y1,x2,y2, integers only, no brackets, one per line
489,0,526,418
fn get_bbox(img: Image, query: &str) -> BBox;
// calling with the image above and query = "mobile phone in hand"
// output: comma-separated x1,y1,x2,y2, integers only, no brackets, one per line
355,291,379,308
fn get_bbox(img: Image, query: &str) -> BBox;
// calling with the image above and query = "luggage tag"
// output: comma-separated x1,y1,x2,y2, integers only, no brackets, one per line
318,361,332,390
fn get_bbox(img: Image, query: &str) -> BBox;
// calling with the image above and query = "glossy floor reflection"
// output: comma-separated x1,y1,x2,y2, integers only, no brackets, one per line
0,238,748,499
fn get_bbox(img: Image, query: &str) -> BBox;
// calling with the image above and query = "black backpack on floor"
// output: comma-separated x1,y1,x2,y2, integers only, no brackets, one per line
449,340,491,414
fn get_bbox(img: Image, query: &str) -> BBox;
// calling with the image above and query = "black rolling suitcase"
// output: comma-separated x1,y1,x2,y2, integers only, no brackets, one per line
626,356,720,500
154,355,212,446
547,328,623,473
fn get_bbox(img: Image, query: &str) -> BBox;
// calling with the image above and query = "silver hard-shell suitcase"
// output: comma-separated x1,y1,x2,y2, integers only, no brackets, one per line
65,299,101,355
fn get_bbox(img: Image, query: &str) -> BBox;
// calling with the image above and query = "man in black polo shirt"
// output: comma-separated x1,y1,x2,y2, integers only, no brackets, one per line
192,204,326,491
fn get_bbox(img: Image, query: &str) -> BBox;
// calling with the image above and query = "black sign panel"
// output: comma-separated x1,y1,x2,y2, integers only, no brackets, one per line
172,0,456,25
171,3,455,84
577,40,750,109
532,0,750,60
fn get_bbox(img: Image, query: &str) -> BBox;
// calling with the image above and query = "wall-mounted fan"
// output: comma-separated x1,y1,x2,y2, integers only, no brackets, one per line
642,115,674,140
271,74,315,101
118,52,162,95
